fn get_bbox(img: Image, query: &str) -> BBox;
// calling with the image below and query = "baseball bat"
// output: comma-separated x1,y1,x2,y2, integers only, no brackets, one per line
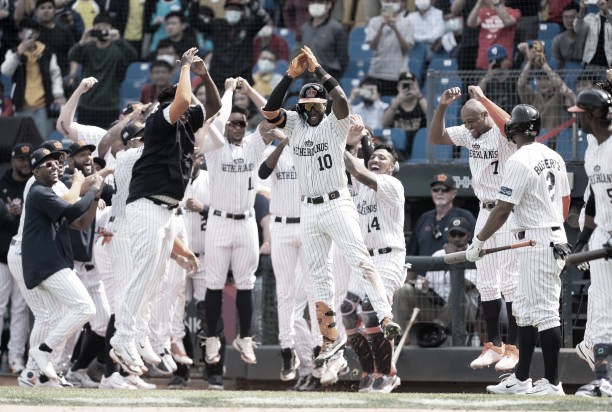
392,307,420,365
441,240,537,265
566,247,612,266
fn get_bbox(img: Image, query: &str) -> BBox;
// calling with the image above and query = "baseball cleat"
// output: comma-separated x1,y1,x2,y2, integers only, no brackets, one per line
124,374,156,389
486,373,532,394
99,372,136,390
65,368,99,388
109,344,145,376
320,351,348,385
527,378,565,396
575,380,605,397
170,340,193,365
358,373,376,393
575,341,595,371
204,337,221,365
233,336,257,365
495,344,519,372
136,336,161,365
470,342,504,369
314,334,346,368
280,348,300,381
371,374,401,393
29,347,58,380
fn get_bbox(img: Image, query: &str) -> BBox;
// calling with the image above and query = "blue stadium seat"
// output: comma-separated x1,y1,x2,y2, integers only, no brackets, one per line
562,61,585,92
276,27,296,52
433,144,453,161
408,128,428,163
349,26,366,47
554,128,573,160
459,146,469,161
120,79,142,108
48,130,65,142
125,62,151,81
408,42,427,85
340,76,360,96
428,57,457,72
379,128,406,152
273,59,289,75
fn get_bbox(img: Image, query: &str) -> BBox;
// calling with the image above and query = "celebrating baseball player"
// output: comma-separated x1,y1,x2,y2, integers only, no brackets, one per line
429,85,520,372
568,88,612,397
261,46,400,367
466,104,571,396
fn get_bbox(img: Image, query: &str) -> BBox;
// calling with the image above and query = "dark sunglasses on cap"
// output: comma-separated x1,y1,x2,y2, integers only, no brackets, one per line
448,230,467,238
431,187,451,193
227,120,247,128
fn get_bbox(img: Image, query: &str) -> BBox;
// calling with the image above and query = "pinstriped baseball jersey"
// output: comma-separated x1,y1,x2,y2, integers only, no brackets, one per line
352,176,405,250
181,171,210,254
110,147,143,223
447,125,516,201
584,134,612,231
262,146,301,217
204,132,268,212
496,142,570,229
281,111,350,197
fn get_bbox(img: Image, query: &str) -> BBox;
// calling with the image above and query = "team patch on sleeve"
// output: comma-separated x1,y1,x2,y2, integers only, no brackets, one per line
499,186,513,196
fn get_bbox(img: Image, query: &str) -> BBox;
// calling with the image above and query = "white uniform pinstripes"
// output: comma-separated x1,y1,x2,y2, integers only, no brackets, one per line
448,124,519,301
0,262,29,363
347,176,407,303
582,134,612,346
181,171,210,301
496,142,570,331
7,177,69,373
281,111,392,320
262,146,316,351
203,131,268,290
93,206,117,310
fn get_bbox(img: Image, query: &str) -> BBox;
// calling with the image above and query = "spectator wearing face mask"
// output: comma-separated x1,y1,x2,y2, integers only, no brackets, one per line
252,48,283,98
252,23,289,66
144,0,187,55
196,0,271,91
405,0,445,61
348,78,388,130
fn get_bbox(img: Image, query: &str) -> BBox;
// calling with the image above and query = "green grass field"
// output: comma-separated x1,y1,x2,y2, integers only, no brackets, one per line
0,387,609,410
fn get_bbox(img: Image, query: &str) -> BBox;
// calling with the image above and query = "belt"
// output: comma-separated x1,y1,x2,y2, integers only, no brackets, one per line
109,216,115,222
274,216,300,224
368,247,392,256
305,190,340,204
146,195,180,209
481,201,496,210
213,209,253,220
517,226,561,240
84,264,95,271
194,252,200,258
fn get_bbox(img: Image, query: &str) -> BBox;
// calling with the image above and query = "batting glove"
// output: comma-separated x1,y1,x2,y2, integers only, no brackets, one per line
465,237,485,262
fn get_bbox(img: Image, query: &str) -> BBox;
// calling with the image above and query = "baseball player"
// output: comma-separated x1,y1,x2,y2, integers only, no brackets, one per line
467,104,571,396
342,143,406,393
0,143,33,374
568,88,612,397
261,46,400,366
201,83,273,366
110,48,219,374
23,148,103,382
429,85,520,371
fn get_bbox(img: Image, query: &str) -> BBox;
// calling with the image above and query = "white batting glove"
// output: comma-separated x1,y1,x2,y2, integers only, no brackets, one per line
465,237,485,262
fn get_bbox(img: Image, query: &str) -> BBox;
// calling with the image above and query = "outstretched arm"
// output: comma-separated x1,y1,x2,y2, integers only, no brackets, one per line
191,57,221,120
56,77,98,141
258,129,288,180
344,151,378,191
168,48,199,124
468,85,510,135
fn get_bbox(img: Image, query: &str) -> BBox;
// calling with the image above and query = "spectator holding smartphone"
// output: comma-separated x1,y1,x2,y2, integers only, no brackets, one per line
349,78,388,130
381,71,427,159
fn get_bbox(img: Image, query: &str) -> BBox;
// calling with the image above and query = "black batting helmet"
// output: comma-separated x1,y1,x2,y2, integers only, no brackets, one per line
409,321,448,348
568,88,612,119
298,83,327,104
504,104,540,140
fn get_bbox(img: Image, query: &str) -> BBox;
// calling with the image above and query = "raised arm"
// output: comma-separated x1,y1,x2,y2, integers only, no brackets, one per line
302,45,349,120
191,55,221,120
168,48,199,124
236,76,267,113
468,85,510,134
258,135,288,180
344,150,378,191
428,87,461,145
56,77,98,142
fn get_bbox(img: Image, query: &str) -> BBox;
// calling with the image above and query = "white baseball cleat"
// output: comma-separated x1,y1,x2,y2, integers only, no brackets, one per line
528,378,565,395
575,341,595,371
136,336,161,365
320,351,348,385
29,347,58,380
233,336,257,365
65,368,99,388
495,344,519,372
204,337,221,365
371,374,401,393
109,342,145,375
470,342,505,369
280,348,300,381
170,340,193,365
314,334,347,368
99,372,137,390
486,373,532,394
124,374,156,389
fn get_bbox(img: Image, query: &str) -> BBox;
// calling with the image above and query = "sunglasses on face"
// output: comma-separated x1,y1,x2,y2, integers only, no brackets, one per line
227,120,247,128
303,103,324,112
448,230,467,238
38,160,59,169
431,187,451,193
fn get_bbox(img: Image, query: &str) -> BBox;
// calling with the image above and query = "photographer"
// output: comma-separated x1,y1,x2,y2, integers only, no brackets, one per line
477,44,519,114
349,78,388,130
381,71,427,159
68,12,137,129
33,0,74,77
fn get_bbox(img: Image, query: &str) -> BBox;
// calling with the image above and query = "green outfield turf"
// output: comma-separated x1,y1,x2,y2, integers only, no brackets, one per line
0,388,609,410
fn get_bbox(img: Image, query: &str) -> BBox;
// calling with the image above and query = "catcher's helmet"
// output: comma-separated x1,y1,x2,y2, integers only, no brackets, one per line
409,321,448,348
568,88,612,117
298,83,328,104
504,104,540,140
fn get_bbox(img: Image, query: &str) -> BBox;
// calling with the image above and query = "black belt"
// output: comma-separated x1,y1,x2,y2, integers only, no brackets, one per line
482,201,496,210
194,253,200,258
109,216,115,222
368,247,392,256
517,226,561,240
305,190,340,204
84,264,95,271
213,210,248,220
10,239,17,246
146,196,179,210
274,216,301,224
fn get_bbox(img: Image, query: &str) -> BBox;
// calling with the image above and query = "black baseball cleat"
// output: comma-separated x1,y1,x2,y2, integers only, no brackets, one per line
280,348,300,381
297,374,321,391
381,318,401,340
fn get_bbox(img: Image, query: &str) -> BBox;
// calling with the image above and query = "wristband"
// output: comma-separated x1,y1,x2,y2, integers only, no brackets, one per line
314,66,327,79
322,77,339,93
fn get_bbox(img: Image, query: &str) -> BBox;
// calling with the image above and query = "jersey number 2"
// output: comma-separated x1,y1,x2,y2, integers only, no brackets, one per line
317,154,333,171
367,216,380,233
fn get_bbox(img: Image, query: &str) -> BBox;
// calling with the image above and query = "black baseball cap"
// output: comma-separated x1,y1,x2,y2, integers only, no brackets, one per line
93,157,106,169
448,217,473,235
430,173,457,189
121,122,145,144
11,143,34,159
30,147,62,169
39,140,70,154
67,141,96,157
398,72,416,82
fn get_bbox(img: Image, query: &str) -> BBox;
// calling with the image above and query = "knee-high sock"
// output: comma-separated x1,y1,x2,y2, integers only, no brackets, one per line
236,289,253,338
594,343,611,380
371,332,393,375
104,315,118,378
539,327,561,385
348,333,374,374
505,301,518,345
482,299,502,346
515,325,538,381
72,323,106,371
204,289,222,338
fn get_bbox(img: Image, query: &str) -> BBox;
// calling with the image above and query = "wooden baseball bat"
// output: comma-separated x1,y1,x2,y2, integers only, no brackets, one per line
442,240,537,265
566,247,612,265
392,307,420,365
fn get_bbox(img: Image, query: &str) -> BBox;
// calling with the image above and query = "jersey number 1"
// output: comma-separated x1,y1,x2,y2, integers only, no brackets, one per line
317,154,333,171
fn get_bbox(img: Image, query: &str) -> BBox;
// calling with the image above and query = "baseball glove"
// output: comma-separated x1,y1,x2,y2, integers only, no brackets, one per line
530,40,546,68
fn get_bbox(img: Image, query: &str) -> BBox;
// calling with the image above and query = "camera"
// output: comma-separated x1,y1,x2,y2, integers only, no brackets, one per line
359,88,373,99
400,81,413,90
24,29,33,40
90,29,109,40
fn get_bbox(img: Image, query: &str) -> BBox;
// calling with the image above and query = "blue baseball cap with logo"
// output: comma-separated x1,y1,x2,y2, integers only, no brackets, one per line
487,44,508,62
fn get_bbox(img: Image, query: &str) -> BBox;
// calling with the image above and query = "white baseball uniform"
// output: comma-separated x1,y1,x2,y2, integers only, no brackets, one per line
496,142,570,331
582,134,612,347
280,110,392,321
203,128,268,290
447,124,519,302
